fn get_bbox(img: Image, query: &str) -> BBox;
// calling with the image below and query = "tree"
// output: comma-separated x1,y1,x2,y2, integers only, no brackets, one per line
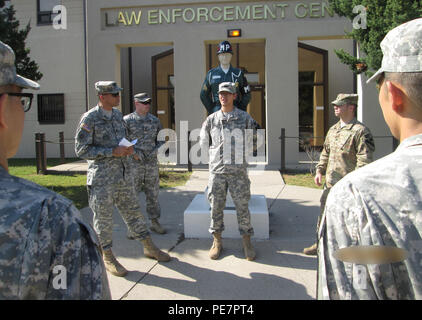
0,3,43,81
328,0,422,77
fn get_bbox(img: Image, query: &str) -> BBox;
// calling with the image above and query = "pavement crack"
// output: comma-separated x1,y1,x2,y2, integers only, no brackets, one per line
119,232,186,300
168,232,185,253
268,183,286,211
119,262,158,300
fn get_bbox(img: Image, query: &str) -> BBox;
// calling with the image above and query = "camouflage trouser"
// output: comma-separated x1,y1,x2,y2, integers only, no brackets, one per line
316,186,331,235
207,171,254,236
87,180,150,249
133,160,161,220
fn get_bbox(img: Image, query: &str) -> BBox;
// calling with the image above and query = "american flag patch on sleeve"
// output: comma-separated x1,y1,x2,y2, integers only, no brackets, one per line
81,123,91,133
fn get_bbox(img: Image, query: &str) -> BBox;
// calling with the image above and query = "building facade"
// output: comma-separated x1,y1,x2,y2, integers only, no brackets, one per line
12,0,392,169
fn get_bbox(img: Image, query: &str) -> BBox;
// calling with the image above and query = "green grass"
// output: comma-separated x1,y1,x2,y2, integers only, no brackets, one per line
8,158,192,209
281,169,324,189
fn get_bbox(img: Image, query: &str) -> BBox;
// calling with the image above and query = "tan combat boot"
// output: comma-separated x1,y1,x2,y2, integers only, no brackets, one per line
102,248,128,277
242,235,256,261
141,237,171,262
303,243,318,256
150,218,167,234
209,232,223,260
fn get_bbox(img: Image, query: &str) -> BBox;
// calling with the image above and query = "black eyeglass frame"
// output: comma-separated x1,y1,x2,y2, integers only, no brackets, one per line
134,100,151,105
376,73,385,92
0,92,34,112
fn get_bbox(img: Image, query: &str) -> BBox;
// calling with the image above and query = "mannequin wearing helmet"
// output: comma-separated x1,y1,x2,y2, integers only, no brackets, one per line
200,40,251,114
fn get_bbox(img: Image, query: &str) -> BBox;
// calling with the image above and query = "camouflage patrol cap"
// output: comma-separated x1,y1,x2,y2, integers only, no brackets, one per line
95,81,123,94
0,41,40,90
134,92,151,103
367,18,422,84
331,93,358,106
218,82,236,94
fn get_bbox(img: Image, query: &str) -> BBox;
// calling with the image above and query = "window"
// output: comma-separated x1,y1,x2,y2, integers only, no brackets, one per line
37,0,61,25
37,94,65,124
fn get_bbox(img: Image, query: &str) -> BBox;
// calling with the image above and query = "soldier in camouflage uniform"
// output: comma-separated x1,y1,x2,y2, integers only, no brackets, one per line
75,82,171,278
200,82,257,261
303,93,375,256
200,40,251,114
0,41,110,299
318,18,422,299
124,93,166,235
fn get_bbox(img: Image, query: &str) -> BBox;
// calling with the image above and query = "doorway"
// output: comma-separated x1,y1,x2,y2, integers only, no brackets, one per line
152,49,175,130
298,42,328,150
120,45,174,129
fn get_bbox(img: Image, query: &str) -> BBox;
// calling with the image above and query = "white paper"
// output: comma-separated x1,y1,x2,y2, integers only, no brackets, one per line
119,138,137,147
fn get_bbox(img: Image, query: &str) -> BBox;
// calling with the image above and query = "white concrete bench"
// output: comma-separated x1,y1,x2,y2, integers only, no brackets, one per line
184,192,269,239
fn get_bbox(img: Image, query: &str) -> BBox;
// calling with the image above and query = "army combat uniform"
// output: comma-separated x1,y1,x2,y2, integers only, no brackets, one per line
200,65,251,114
318,17,422,300
200,107,257,236
75,105,150,249
0,167,110,299
0,40,109,299
315,117,375,230
124,111,164,221
318,134,422,299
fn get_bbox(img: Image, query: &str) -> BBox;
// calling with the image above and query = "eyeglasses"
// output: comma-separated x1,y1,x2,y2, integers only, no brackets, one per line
101,93,120,97
135,100,151,105
376,74,385,91
0,92,34,112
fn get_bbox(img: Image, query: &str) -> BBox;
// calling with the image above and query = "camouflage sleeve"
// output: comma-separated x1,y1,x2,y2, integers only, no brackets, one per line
124,117,144,160
75,115,114,160
154,119,165,151
355,127,375,168
238,72,251,110
317,182,361,300
318,178,404,300
45,203,111,299
200,72,214,114
245,114,259,155
316,134,330,175
199,118,211,150
16,196,110,300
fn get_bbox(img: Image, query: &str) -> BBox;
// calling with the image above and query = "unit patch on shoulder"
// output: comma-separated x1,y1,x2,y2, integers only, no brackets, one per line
81,123,92,133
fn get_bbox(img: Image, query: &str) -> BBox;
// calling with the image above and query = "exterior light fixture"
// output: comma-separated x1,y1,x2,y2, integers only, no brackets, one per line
227,29,241,38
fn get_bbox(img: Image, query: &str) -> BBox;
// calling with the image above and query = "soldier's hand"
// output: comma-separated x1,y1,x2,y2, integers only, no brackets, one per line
125,146,134,156
314,172,323,186
112,146,128,157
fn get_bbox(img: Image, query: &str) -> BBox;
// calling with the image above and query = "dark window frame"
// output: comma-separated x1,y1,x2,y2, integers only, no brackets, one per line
37,93,65,124
37,0,61,26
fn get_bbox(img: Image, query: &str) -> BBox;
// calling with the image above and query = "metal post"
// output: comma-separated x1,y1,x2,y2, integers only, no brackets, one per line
187,130,192,172
280,128,285,173
35,133,41,174
59,131,65,164
40,133,47,175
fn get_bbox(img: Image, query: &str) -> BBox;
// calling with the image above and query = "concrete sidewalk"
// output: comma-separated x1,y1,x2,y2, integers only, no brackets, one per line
71,165,322,300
